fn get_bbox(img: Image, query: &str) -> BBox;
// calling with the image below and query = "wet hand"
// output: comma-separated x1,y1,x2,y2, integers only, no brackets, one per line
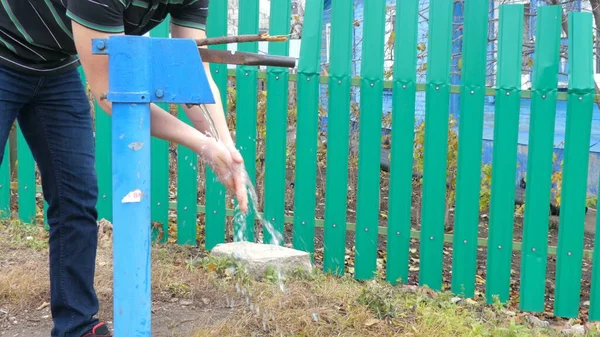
200,139,249,213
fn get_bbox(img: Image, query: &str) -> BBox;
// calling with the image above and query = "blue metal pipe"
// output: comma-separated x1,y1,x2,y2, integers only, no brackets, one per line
92,33,214,337
111,101,152,336
106,35,153,336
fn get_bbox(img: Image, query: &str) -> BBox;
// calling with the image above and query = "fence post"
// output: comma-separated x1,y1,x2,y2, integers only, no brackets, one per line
92,34,214,336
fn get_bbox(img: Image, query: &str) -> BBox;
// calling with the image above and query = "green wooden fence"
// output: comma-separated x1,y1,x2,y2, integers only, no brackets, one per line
1,0,600,321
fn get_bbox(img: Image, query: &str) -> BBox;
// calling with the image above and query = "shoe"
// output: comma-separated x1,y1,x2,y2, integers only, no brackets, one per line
82,322,112,336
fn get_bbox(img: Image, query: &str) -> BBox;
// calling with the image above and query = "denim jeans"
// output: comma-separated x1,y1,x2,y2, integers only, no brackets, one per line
0,64,100,336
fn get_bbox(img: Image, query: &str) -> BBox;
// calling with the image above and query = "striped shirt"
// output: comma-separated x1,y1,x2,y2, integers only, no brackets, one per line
0,0,208,76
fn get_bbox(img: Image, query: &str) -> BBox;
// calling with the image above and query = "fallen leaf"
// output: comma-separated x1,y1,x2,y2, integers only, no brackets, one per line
365,318,380,327
36,302,49,311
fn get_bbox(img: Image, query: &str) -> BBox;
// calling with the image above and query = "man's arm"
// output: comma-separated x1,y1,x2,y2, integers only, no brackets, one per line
71,21,247,209
72,22,214,156
170,23,236,151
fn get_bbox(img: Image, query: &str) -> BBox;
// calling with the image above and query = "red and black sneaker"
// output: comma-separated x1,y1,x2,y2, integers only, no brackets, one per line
82,322,112,337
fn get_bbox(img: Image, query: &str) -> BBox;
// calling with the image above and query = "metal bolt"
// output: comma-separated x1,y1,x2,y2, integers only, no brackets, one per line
271,217,275,222
245,72,249,76
542,95,546,99
302,221,306,225
365,228,368,232
430,236,434,240
96,40,106,50
307,77,311,81
568,251,572,256
579,96,583,101
532,247,536,252
213,210,217,214
463,240,467,244
155,89,164,98
24,186,27,190
0,185,2,188
470,90,474,94
506,92,510,96
402,85,407,89
184,206,188,211
103,195,107,199
435,86,440,90
498,245,502,249
396,231,400,235
157,202,161,206
333,223,337,228
338,80,342,84
370,83,374,87
276,76,280,80
215,69,219,73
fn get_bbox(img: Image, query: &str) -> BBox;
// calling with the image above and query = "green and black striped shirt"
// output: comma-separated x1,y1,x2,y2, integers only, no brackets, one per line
0,0,208,75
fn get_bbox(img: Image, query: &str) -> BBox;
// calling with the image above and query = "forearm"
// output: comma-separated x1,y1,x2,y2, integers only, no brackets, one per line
171,23,235,146
181,77,233,145
97,100,212,155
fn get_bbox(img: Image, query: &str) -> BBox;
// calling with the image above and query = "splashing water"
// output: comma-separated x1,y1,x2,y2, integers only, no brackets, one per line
199,105,286,333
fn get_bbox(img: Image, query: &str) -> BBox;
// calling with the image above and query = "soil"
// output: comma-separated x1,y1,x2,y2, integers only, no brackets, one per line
0,302,234,337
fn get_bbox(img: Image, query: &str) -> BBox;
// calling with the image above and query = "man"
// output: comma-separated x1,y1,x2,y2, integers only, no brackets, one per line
0,0,247,336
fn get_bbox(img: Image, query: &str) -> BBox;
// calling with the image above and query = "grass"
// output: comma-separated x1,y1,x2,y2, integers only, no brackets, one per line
1,218,598,336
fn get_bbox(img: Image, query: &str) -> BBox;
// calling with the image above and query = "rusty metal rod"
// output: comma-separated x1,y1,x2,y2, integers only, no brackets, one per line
195,33,288,47
198,48,297,68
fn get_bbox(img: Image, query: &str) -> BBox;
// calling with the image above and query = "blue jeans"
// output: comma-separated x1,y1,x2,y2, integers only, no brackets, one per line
0,64,100,336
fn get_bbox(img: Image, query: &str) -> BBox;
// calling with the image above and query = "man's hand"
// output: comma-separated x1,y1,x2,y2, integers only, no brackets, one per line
200,139,249,213
171,23,250,212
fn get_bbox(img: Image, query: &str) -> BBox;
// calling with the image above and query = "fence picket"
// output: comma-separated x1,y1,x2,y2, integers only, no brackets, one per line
264,0,291,245
0,140,9,219
419,0,454,291
149,19,171,243
385,0,419,285
450,0,490,298
89,69,113,222
323,0,353,275
17,126,35,224
354,0,387,280
176,108,199,245
292,0,323,254
519,5,562,313
554,11,594,318
591,187,600,320
234,0,260,241
485,4,524,305
204,0,229,250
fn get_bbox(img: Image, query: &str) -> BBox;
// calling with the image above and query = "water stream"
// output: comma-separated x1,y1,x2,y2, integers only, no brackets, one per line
198,104,286,332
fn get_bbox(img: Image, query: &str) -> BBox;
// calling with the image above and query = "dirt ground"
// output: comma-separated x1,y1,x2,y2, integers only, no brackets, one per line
0,303,233,337
0,221,242,337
